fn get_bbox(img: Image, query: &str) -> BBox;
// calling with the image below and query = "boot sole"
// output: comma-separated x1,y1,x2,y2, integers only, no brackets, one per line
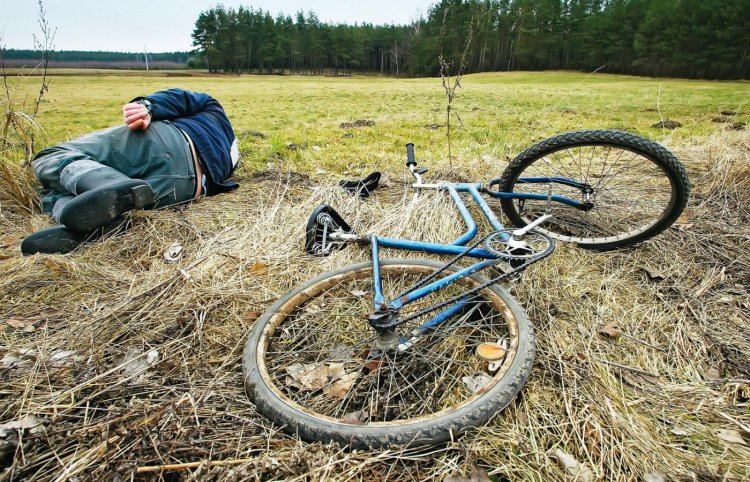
60,181,153,232
21,226,89,255
22,218,130,255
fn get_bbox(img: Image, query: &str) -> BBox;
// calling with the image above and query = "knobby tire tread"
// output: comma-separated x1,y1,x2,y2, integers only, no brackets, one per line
243,259,535,449
498,129,690,250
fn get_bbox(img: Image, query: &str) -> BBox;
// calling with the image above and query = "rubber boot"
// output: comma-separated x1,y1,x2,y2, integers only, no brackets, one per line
58,165,154,232
21,217,130,256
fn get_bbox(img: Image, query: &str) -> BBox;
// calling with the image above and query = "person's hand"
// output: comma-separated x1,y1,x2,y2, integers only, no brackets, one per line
122,102,152,130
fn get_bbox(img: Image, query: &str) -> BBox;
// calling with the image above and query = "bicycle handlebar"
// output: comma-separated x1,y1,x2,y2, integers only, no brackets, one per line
406,143,416,167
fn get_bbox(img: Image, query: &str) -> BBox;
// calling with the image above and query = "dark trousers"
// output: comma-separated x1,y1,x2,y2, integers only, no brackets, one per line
33,121,197,213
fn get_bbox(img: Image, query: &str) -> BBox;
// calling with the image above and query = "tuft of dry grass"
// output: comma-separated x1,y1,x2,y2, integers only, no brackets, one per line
1,129,749,481
0,157,38,215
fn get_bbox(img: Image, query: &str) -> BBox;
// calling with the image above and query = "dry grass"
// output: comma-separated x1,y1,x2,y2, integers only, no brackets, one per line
1,128,749,479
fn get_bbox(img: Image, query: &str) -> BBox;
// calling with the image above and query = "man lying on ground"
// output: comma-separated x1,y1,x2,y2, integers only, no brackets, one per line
21,88,240,255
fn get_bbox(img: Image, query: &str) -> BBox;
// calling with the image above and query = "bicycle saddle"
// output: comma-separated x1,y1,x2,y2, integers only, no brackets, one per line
305,204,353,256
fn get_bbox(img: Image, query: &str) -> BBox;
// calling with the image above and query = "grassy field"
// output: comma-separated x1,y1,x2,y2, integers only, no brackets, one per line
14,70,750,171
0,71,748,481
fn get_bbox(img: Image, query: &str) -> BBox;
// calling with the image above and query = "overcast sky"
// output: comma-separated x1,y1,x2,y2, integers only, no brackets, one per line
1,0,436,52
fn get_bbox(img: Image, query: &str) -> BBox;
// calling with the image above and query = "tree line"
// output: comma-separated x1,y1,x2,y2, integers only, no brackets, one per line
1,49,192,70
192,0,749,79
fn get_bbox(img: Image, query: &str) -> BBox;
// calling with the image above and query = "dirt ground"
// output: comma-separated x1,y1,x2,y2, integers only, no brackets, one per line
1,126,749,480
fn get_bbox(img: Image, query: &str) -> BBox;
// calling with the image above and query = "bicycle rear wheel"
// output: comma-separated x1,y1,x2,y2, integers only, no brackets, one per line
243,259,534,449
498,130,690,250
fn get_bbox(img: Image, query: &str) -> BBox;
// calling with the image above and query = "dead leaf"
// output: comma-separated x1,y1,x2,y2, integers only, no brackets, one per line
598,321,622,338
582,421,602,458
645,472,668,482
670,427,690,436
706,368,722,380
1,348,39,372
673,214,694,231
285,362,352,392
548,448,594,482
363,358,382,372
716,429,747,445
43,258,70,273
4,317,39,332
642,266,666,281
119,347,159,377
350,289,367,297
341,410,369,424
462,373,493,394
631,371,662,386
444,467,491,482
4,310,64,333
248,261,268,275
244,311,262,323
326,371,358,398
0,415,45,434
477,342,506,361
49,350,81,366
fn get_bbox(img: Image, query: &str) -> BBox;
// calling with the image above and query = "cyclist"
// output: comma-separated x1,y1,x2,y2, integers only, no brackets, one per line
21,88,240,255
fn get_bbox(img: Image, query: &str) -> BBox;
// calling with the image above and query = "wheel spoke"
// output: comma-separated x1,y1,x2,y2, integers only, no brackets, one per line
505,135,681,245
256,263,524,425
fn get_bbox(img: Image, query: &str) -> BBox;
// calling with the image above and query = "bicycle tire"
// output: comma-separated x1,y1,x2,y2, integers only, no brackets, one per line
498,129,690,250
243,259,534,449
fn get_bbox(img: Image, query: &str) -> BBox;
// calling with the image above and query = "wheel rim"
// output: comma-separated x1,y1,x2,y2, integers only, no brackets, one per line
509,144,678,245
256,263,522,427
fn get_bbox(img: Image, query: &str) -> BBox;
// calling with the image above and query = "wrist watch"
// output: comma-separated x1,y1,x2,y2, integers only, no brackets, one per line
136,99,152,114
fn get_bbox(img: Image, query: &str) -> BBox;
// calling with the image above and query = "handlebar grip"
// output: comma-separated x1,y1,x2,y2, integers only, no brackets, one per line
405,143,416,167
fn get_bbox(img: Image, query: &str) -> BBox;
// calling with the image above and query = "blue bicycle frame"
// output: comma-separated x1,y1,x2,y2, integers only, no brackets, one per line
368,182,504,314
325,162,569,335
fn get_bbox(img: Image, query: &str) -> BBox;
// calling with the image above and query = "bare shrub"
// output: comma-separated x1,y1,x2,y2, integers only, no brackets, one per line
0,0,55,212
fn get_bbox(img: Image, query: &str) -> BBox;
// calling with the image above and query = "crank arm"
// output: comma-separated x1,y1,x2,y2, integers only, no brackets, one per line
512,214,552,240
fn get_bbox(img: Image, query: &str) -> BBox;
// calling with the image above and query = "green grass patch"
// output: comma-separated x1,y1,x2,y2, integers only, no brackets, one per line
20,70,748,179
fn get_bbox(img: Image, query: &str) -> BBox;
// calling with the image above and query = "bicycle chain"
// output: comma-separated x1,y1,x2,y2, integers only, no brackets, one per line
391,244,554,329
393,231,497,300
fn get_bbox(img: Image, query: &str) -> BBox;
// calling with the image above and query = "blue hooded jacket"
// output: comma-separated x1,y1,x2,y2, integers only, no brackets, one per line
134,89,239,193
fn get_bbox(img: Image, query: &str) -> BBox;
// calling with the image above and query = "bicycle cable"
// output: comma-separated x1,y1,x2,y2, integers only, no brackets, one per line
380,241,555,330
392,231,500,300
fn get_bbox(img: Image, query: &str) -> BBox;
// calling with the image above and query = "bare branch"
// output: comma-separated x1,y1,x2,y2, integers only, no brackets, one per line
438,7,477,167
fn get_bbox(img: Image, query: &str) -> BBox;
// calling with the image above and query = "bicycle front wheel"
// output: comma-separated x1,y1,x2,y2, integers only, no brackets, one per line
243,259,534,449
498,130,690,250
